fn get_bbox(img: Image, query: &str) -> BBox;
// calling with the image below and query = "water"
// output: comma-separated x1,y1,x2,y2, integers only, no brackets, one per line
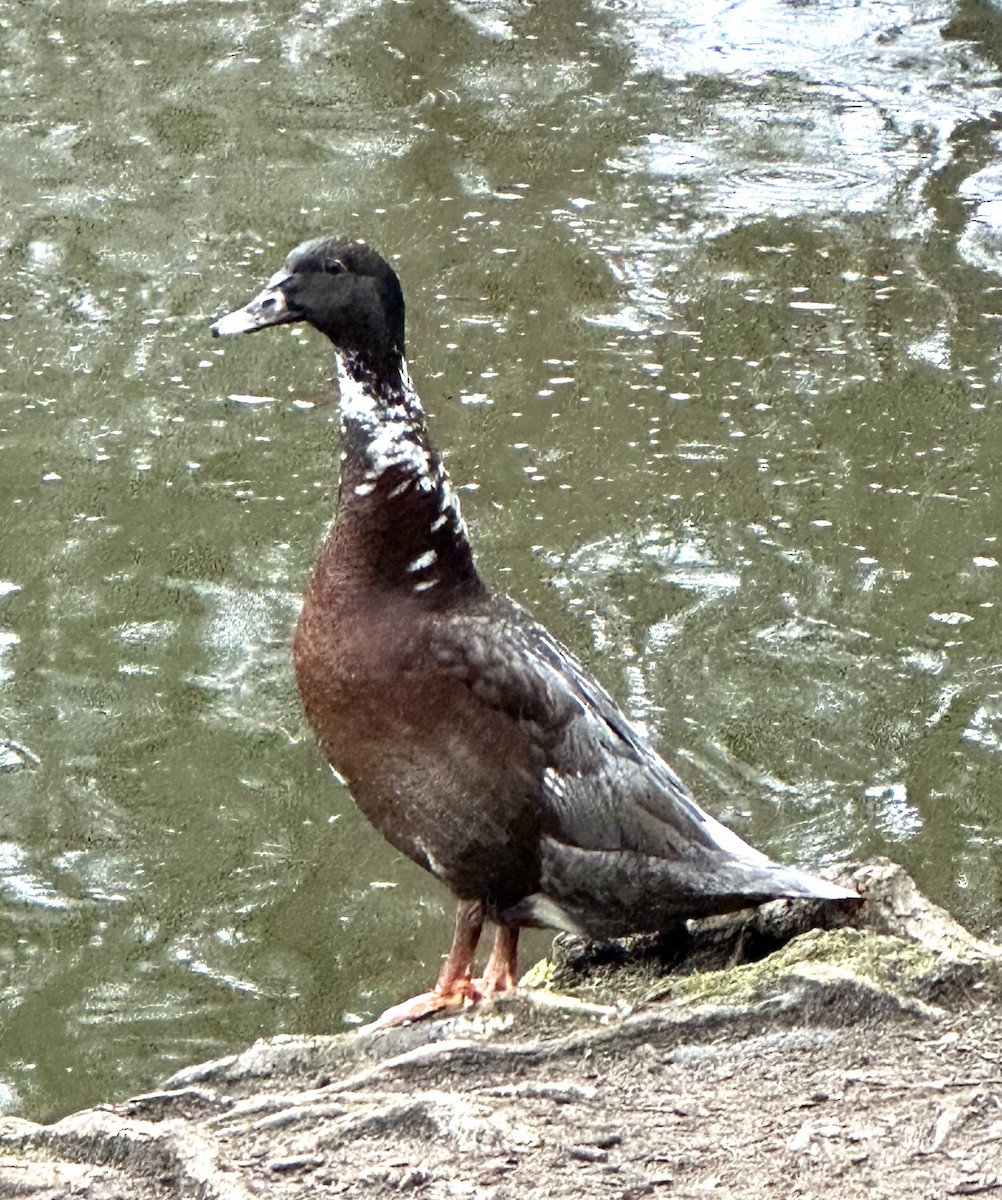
2,0,1002,1121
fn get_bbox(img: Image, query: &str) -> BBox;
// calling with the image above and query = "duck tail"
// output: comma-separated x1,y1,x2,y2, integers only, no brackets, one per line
751,859,858,902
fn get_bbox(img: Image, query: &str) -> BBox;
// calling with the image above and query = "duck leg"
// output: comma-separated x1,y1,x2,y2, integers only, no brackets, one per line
474,925,519,997
434,897,486,997
360,898,485,1032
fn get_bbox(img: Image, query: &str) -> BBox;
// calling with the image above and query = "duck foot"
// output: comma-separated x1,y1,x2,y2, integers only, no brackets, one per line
358,979,483,1033
358,905,522,1033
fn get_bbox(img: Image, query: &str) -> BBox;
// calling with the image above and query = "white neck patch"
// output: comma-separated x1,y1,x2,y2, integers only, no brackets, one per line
334,351,469,543
335,352,436,488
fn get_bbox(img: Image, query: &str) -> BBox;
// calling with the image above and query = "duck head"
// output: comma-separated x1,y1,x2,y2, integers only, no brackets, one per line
211,236,406,373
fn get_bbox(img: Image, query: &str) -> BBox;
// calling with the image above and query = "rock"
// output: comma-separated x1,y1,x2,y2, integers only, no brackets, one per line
1,859,1000,1199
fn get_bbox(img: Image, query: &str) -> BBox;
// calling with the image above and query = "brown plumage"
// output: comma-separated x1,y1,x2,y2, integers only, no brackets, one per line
212,236,857,1027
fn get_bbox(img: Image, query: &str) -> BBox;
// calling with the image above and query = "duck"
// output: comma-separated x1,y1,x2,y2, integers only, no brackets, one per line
211,236,857,1028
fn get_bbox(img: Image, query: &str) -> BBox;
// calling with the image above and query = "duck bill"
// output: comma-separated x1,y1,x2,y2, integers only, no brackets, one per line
211,284,296,338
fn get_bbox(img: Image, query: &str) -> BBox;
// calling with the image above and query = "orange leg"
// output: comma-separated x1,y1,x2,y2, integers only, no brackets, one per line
433,898,485,996
475,925,519,997
360,899,485,1032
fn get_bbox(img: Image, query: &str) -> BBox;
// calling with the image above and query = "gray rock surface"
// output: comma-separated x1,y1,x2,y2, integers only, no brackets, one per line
2,860,1000,1199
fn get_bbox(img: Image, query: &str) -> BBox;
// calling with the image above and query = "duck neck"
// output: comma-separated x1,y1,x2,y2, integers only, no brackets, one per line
327,349,483,602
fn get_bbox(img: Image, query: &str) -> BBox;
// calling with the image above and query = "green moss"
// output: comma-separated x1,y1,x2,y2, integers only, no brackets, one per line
666,929,943,1007
523,927,960,1015
519,958,556,990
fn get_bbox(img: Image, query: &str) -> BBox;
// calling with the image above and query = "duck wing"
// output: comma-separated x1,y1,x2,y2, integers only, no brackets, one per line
431,600,853,936
432,601,761,859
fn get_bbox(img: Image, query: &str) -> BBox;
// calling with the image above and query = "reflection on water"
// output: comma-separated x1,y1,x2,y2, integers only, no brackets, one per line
2,0,1002,1120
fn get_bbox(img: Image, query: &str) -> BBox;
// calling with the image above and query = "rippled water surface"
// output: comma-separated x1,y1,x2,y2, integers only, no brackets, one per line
3,0,1002,1119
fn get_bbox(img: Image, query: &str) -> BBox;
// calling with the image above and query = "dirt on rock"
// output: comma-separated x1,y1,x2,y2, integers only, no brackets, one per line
1,860,1001,1200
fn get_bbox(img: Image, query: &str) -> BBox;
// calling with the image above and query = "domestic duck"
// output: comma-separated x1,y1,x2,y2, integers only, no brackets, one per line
211,236,856,1027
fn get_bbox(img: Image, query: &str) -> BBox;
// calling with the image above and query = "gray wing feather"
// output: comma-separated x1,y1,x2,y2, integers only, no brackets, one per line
431,602,762,863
